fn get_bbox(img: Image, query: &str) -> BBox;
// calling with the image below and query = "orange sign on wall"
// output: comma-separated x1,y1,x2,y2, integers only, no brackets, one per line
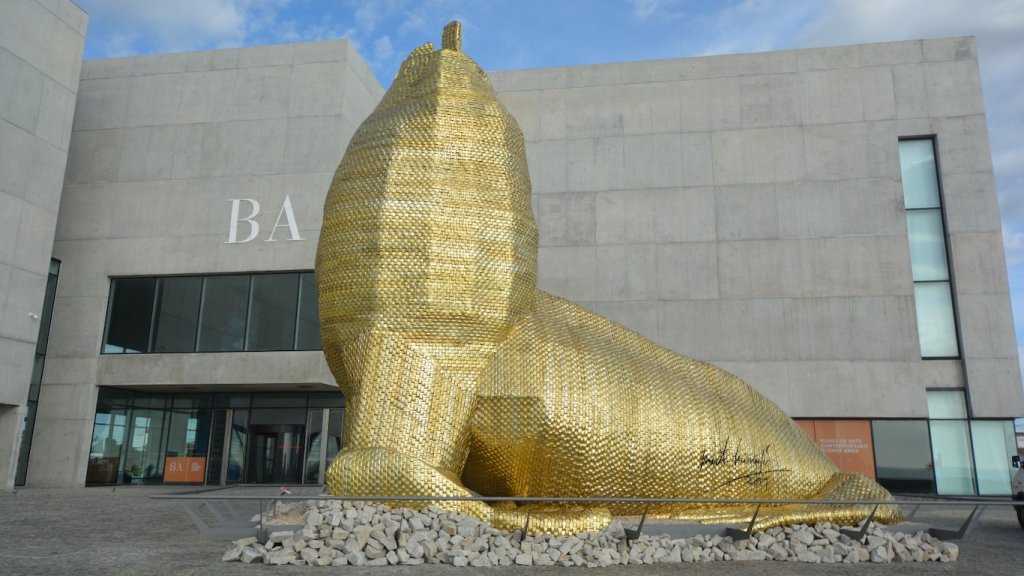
164,457,206,483
796,420,876,480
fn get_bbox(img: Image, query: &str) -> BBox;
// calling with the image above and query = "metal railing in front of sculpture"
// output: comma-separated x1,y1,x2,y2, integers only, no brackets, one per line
153,490,1018,543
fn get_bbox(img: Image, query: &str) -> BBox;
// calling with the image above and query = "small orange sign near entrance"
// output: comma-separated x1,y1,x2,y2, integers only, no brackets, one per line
796,419,876,480
164,456,206,483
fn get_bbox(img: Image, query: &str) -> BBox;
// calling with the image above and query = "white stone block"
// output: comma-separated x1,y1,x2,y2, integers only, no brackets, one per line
526,140,567,193
45,15,85,91
782,298,854,360
292,40,346,65
537,246,597,301
11,201,58,273
0,196,22,264
182,69,241,123
116,126,176,182
892,63,928,119
38,295,107,357
622,134,686,189
73,77,130,130
289,62,346,117
497,90,540,140
802,123,894,181
715,183,779,241
859,40,924,67
859,66,897,120
234,65,293,120
797,45,860,71
655,242,718,300
595,187,715,244
924,60,984,117
0,48,44,133
848,297,918,360
941,172,1001,233
56,0,88,37
950,232,1011,294
124,73,184,127
130,53,188,77
566,137,623,192
956,294,1018,360
800,69,864,125
80,57,133,81
0,330,35,398
35,76,76,151
934,115,993,174
283,115,347,174
619,83,682,136
536,192,595,247
198,118,287,177
65,129,123,184
711,127,805,185
23,415,94,486
593,244,657,301
0,0,54,74
564,85,625,138
705,77,742,131
740,74,800,128
922,37,975,62
490,66,567,92
966,359,1024,417
776,179,904,239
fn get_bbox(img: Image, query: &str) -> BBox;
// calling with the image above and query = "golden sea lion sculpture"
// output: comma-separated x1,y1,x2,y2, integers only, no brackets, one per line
316,21,899,534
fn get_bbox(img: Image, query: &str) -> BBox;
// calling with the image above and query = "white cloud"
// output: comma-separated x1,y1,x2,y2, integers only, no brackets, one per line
81,0,290,53
1004,227,1024,265
373,35,395,63
799,0,1024,47
629,0,663,20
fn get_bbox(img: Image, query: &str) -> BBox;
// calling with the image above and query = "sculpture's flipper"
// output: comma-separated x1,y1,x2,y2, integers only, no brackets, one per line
466,292,900,529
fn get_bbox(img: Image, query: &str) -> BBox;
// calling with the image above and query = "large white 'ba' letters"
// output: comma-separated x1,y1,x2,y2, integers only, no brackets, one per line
226,196,303,243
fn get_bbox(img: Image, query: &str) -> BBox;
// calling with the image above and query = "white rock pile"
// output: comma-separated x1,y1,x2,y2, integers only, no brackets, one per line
222,500,959,567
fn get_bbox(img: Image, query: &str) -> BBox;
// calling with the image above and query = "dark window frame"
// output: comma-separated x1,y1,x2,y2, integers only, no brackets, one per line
102,271,321,354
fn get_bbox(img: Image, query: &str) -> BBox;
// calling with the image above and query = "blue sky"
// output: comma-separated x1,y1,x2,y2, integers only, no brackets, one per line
76,0,1024,382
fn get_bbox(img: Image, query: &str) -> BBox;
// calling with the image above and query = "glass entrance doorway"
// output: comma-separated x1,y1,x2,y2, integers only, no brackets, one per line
249,423,306,484
88,389,344,486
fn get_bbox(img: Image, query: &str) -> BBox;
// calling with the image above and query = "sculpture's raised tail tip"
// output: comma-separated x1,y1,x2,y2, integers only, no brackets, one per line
442,21,462,52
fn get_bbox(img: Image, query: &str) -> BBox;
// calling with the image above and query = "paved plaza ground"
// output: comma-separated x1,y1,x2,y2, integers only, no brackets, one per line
0,485,1021,575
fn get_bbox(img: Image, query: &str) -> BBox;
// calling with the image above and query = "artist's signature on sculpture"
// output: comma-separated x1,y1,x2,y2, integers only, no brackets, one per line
697,438,791,487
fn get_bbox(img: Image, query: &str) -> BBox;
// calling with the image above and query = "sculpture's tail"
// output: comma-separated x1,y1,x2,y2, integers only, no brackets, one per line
677,472,901,530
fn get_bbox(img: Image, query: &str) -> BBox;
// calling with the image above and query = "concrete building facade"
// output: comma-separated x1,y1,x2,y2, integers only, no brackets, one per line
0,20,1020,496
0,0,87,488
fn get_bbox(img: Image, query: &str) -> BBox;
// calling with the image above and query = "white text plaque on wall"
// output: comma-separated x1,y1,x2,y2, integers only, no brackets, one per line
226,196,303,243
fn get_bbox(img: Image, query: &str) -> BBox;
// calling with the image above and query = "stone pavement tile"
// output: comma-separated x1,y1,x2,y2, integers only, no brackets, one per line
1,487,1021,575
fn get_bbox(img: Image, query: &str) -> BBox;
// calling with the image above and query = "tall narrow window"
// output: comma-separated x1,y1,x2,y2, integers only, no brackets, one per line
899,139,959,358
927,389,975,495
16,260,60,485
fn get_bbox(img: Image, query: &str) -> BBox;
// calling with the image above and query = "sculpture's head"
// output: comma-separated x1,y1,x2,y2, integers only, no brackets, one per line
317,22,538,367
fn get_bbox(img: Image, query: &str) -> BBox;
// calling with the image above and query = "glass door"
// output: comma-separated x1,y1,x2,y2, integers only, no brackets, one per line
303,408,344,485
247,408,305,484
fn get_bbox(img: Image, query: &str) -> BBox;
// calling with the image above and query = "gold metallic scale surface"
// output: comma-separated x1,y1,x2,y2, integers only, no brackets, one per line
316,21,900,534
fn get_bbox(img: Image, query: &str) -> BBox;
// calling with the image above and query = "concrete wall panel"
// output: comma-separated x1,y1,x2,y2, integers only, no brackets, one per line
950,232,1012,295
966,359,1024,418
535,192,596,247
0,0,86,488
655,242,719,300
